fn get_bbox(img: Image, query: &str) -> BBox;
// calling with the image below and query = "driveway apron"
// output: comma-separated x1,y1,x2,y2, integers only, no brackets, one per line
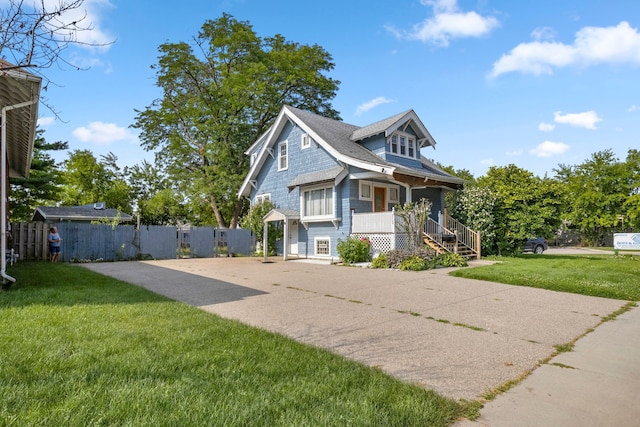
82,258,625,402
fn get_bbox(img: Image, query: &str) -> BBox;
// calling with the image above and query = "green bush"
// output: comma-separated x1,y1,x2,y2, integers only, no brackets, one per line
434,253,468,268
337,236,372,264
398,256,429,271
371,253,390,269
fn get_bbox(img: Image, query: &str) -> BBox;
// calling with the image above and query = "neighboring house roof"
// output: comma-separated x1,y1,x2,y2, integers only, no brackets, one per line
0,60,42,178
32,205,134,222
238,105,464,197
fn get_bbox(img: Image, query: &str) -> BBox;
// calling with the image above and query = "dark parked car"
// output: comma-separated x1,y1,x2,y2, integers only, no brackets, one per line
523,237,548,254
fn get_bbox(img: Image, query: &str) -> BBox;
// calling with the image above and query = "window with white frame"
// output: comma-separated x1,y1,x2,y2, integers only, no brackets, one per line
315,237,330,256
255,193,271,205
388,132,418,160
389,187,399,203
278,141,288,171
302,186,334,218
390,134,398,154
301,133,311,149
359,181,372,201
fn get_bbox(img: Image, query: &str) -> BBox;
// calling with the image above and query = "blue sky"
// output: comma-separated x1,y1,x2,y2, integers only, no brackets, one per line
30,0,640,178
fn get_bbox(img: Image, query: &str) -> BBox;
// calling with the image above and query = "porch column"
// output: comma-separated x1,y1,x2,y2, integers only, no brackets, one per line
263,220,268,262
404,184,412,203
283,219,289,261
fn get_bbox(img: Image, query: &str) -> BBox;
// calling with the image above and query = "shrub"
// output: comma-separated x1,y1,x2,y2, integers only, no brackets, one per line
371,253,390,269
337,236,371,264
434,253,468,268
398,256,429,271
385,249,411,269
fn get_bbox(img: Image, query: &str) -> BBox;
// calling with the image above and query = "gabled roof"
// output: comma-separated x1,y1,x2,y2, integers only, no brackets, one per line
0,60,42,178
238,105,463,197
32,205,134,223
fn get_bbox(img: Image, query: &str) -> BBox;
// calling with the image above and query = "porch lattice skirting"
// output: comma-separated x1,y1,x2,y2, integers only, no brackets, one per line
351,233,410,255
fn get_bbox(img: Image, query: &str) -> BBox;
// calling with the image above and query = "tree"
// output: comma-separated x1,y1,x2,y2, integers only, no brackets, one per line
453,185,498,256
240,200,279,255
9,129,67,220
478,164,564,254
133,14,340,228
61,150,133,214
556,149,639,244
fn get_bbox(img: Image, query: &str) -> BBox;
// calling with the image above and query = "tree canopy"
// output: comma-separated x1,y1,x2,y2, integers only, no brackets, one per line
133,13,340,228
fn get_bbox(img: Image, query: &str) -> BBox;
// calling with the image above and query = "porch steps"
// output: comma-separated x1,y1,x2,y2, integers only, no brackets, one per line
423,232,478,260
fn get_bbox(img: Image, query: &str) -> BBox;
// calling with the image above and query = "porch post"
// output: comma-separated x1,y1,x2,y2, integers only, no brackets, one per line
263,220,268,262
283,219,289,261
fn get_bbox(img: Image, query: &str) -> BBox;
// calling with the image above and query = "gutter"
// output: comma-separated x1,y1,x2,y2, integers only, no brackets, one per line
1,98,38,284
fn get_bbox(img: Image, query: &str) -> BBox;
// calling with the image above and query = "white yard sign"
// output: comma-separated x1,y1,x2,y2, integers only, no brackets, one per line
613,233,640,250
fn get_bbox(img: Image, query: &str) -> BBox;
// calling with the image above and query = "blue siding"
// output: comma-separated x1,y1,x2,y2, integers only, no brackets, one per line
250,121,351,257
359,135,386,157
413,187,445,220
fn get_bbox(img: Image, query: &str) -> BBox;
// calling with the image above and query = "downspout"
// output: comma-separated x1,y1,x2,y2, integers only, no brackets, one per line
1,99,38,284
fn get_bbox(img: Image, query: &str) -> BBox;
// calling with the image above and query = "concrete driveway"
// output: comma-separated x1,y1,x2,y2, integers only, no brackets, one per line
82,257,625,402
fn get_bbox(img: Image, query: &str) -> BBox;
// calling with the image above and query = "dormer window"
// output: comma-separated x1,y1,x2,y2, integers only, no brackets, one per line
388,132,418,160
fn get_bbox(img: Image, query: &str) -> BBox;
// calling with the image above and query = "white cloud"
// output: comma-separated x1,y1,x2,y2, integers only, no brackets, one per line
480,158,494,166
73,121,136,145
530,141,570,158
554,110,602,130
538,122,555,132
531,27,556,42
355,97,393,115
490,21,640,77
386,0,499,47
505,149,523,156
37,116,55,126
628,104,640,112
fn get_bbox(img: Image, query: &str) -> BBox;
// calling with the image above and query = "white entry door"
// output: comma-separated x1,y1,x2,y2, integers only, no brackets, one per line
289,220,299,255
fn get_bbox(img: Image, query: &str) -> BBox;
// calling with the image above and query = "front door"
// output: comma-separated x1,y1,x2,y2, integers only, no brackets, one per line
374,187,386,212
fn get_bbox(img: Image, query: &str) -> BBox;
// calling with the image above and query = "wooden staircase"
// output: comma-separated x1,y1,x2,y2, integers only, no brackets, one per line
424,216,480,259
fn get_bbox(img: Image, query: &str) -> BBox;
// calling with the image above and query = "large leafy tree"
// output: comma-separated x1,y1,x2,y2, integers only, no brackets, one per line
9,129,67,221
133,13,340,228
61,150,134,214
556,149,638,245
478,164,565,254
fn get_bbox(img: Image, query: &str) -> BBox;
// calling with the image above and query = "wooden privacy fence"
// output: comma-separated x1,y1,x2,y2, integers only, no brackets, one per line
10,222,255,262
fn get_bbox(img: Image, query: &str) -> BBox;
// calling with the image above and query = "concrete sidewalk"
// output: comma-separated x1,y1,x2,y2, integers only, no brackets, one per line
82,257,637,424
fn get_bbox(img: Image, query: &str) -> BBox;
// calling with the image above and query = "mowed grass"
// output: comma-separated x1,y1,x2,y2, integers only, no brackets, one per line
451,254,640,301
0,262,471,426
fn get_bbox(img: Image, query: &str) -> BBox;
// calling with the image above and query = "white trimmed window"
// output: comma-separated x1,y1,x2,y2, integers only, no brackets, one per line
302,185,334,218
301,133,311,149
359,181,372,201
278,141,288,171
315,237,331,256
388,132,418,160
256,193,271,205
389,187,399,203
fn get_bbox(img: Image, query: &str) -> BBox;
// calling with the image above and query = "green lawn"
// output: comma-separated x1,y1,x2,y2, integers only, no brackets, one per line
0,262,473,426
451,254,640,301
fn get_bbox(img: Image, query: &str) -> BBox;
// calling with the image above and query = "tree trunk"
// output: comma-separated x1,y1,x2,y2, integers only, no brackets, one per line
228,198,245,229
209,195,228,228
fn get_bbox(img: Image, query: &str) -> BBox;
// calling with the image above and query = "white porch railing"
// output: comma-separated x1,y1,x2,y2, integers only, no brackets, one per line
351,210,403,233
351,210,480,259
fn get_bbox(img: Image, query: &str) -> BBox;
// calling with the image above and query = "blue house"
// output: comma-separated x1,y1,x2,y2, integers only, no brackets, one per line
238,105,480,260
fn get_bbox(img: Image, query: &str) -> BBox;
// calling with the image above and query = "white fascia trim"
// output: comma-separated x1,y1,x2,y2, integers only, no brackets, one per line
238,108,290,197
283,107,395,177
384,110,436,148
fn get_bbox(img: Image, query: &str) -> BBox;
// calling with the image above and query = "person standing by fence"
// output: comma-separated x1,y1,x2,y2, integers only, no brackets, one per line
48,227,62,262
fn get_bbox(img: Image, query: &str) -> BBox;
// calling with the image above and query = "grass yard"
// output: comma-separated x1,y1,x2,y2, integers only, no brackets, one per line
451,254,640,301
0,262,474,426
